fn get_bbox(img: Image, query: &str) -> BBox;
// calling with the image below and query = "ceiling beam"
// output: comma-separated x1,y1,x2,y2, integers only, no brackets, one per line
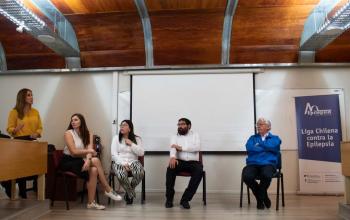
221,0,239,65
134,0,154,68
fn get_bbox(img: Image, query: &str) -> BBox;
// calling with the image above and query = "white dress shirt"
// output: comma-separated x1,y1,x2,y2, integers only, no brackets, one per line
111,135,144,165
170,130,200,161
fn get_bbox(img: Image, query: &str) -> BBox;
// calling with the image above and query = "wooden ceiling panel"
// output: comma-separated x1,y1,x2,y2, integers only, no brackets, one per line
150,9,224,65
67,12,144,52
230,2,316,63
2,0,350,70
238,0,319,7
6,53,65,70
316,30,350,62
50,0,137,14
81,49,145,67
231,45,299,63
146,0,226,11
67,12,145,67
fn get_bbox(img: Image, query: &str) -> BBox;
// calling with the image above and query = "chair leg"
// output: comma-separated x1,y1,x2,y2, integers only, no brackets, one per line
51,174,57,207
81,180,86,203
281,173,285,207
203,171,206,206
276,175,280,211
247,185,250,204
108,174,111,205
108,173,114,205
141,172,146,204
239,176,244,208
63,175,70,210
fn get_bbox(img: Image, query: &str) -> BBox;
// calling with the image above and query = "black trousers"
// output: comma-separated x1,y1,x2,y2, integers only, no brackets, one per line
1,176,37,198
166,160,203,202
242,164,276,202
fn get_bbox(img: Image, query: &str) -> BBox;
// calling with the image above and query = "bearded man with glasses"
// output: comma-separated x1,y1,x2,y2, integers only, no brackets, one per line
165,118,203,209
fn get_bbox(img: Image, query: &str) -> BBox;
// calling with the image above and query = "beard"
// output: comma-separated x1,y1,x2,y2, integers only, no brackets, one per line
178,127,189,135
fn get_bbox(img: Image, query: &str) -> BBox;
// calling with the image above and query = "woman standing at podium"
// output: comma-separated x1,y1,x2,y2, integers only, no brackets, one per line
4,88,43,198
7,88,42,140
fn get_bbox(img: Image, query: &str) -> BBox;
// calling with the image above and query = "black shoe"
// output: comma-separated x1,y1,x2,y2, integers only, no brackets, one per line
19,191,27,199
165,200,173,208
257,200,265,210
263,196,271,209
180,201,191,209
124,194,133,205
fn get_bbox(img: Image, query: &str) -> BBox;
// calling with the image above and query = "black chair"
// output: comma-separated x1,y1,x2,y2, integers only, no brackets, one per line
108,156,146,204
176,152,206,205
240,153,285,210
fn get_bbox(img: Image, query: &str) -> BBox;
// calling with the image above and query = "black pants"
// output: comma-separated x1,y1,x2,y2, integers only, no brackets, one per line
166,160,203,202
242,164,276,203
1,176,37,199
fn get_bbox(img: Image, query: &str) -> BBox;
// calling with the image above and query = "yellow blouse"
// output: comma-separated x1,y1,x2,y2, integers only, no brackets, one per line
7,108,43,137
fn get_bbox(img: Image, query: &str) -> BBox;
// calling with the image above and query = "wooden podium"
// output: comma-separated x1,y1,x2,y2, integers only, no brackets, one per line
0,138,47,200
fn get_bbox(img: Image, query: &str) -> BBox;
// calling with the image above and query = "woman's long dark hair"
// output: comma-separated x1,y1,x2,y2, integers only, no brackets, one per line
14,88,32,119
119,120,138,144
67,113,90,147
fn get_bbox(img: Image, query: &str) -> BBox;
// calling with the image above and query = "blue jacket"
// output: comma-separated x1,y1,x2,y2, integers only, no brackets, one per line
245,133,281,166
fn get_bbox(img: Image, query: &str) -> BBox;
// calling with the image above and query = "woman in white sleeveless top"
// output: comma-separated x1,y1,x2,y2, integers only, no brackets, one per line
60,113,122,210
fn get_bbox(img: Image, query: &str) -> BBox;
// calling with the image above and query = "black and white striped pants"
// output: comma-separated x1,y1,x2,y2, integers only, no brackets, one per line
113,161,144,198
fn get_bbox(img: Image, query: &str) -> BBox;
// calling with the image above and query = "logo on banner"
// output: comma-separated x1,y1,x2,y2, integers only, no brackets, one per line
304,102,332,116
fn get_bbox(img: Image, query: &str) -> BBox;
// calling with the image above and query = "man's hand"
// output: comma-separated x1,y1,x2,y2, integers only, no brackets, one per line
171,144,182,152
169,157,178,169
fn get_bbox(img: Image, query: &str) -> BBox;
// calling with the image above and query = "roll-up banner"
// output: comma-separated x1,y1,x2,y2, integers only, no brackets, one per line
295,94,343,194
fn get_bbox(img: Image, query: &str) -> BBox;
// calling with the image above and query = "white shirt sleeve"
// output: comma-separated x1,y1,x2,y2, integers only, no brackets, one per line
181,132,200,152
170,135,177,158
130,137,144,156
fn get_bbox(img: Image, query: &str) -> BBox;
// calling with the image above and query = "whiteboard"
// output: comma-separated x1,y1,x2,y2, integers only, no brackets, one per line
132,73,255,151
256,89,346,150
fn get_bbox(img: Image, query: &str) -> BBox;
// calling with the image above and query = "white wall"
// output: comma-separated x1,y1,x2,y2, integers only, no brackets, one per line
0,67,349,195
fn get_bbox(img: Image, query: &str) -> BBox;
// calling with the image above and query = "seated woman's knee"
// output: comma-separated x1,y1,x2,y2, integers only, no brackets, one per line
91,157,101,165
90,167,98,176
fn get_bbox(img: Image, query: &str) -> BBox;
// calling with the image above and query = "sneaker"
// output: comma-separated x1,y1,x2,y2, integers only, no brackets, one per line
87,201,105,210
104,190,122,201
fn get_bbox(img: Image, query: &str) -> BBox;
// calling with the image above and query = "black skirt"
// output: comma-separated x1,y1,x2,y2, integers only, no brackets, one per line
59,154,89,180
